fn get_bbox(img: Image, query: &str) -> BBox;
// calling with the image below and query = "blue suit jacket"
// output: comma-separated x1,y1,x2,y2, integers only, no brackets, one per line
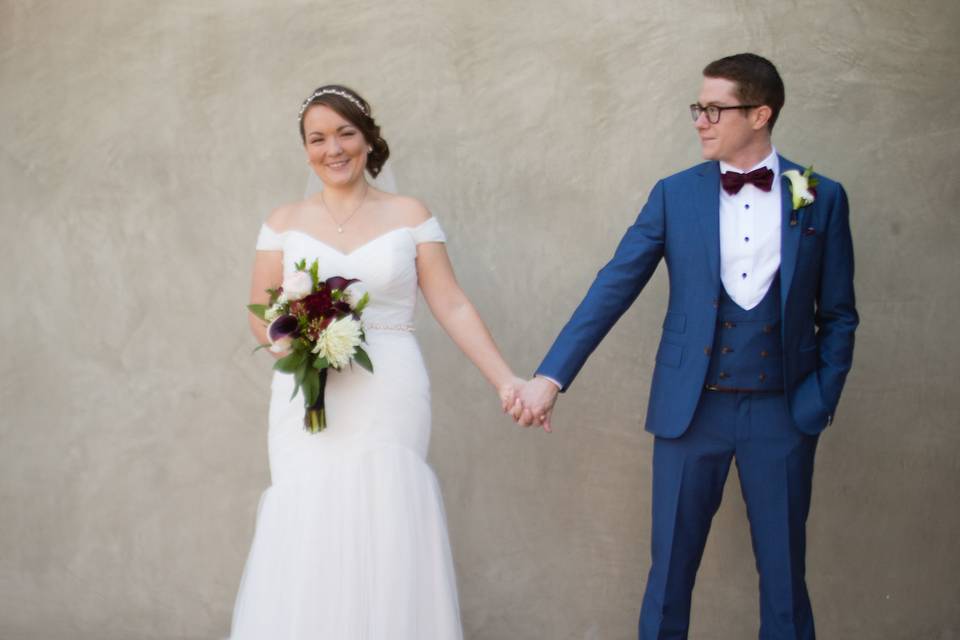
537,157,858,437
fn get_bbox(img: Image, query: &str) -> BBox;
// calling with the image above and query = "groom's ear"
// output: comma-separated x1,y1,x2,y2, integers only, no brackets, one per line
751,105,774,131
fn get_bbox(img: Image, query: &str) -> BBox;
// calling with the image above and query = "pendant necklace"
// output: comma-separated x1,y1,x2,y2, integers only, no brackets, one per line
321,184,368,233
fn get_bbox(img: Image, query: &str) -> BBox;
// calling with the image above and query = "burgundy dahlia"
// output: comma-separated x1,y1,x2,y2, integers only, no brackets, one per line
302,288,333,319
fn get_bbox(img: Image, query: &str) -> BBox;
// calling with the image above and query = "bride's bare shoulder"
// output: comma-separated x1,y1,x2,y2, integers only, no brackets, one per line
264,200,317,232
376,192,432,227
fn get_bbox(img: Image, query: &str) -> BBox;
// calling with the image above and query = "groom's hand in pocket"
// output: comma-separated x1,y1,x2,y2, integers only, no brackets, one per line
514,377,558,432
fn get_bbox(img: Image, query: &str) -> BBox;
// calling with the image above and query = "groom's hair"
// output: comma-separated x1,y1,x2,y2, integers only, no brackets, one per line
703,53,785,131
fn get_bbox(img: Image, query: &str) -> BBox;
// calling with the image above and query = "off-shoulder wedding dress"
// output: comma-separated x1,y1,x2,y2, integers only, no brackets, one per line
229,217,462,640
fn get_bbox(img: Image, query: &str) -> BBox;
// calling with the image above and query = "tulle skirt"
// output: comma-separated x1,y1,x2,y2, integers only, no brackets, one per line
229,334,462,639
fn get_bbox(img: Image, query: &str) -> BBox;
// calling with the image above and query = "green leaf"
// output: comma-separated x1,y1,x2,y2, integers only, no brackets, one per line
250,343,270,354
294,360,308,387
247,304,268,321
303,369,320,406
310,259,320,289
313,356,330,370
354,292,370,314
274,349,306,373
354,346,374,373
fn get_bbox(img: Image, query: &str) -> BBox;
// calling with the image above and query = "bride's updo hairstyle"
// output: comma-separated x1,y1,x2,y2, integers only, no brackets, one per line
298,84,390,178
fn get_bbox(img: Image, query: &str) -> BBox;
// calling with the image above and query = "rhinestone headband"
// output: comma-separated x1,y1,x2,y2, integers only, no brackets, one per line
298,88,370,120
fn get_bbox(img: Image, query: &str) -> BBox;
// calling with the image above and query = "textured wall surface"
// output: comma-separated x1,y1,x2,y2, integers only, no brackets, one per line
2,1,959,638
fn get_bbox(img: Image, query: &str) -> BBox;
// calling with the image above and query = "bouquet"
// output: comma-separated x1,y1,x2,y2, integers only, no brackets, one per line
248,258,373,433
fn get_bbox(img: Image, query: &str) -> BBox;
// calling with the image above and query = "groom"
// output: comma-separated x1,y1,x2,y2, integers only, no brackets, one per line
515,53,857,639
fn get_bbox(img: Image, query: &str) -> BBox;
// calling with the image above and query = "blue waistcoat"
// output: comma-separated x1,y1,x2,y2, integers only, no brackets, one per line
704,273,784,391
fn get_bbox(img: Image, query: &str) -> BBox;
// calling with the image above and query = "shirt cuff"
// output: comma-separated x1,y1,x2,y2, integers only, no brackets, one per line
535,374,562,391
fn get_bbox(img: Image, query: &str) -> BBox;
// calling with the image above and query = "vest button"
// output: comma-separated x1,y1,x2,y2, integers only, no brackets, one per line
758,372,767,382
704,347,712,356
760,350,769,358
721,346,733,354
762,324,773,334
719,372,729,379
712,298,719,308
722,321,736,329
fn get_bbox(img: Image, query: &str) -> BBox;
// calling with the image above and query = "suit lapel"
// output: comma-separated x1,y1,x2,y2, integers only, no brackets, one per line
694,162,721,289
779,155,802,310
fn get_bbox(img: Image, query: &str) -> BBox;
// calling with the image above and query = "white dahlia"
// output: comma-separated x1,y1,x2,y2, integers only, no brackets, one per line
312,316,363,369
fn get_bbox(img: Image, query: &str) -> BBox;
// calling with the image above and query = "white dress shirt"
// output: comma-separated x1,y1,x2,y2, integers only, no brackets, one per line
718,148,781,310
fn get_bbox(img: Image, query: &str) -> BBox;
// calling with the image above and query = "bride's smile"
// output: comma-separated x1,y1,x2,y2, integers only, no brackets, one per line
302,104,368,188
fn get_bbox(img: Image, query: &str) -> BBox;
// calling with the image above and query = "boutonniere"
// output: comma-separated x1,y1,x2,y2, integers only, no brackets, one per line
782,166,819,226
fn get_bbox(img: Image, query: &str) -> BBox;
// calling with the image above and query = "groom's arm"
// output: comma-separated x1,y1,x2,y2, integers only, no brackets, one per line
536,179,668,391
814,182,859,414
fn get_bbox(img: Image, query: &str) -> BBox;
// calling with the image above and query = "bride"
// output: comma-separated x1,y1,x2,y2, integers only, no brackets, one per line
228,85,527,639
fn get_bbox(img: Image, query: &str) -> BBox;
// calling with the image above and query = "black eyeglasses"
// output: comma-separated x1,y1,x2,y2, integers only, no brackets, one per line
689,103,761,124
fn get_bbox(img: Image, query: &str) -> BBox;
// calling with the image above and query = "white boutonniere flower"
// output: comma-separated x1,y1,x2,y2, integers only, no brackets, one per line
782,166,820,226
782,166,819,226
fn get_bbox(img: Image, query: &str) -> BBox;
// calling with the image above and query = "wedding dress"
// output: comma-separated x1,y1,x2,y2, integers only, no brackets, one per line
229,218,463,639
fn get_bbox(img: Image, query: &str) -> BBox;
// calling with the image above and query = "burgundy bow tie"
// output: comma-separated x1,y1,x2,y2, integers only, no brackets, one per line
720,167,774,195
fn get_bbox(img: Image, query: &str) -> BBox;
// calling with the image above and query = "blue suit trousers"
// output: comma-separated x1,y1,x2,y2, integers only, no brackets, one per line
639,390,818,640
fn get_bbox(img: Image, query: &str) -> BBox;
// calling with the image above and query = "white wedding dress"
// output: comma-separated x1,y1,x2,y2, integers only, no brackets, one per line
229,218,463,639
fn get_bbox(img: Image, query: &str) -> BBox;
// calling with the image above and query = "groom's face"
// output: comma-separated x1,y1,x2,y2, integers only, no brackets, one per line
694,76,759,163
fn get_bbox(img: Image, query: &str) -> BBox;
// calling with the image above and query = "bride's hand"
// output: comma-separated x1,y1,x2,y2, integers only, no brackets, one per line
498,376,526,415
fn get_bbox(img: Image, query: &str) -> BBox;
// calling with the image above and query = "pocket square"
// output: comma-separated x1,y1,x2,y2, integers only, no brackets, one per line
803,227,818,236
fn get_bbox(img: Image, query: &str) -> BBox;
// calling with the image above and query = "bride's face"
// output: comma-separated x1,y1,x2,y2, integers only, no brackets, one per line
302,105,369,188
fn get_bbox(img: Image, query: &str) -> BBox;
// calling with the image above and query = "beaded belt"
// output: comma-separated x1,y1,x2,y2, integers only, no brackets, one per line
364,322,415,332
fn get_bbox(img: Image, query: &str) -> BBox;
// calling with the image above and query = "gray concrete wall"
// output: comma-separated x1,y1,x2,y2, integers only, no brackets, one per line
2,1,958,638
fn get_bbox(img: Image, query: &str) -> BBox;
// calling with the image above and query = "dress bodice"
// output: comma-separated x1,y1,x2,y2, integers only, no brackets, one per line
255,218,446,329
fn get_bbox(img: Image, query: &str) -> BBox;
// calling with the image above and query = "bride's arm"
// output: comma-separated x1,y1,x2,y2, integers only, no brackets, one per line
416,243,523,408
248,249,284,357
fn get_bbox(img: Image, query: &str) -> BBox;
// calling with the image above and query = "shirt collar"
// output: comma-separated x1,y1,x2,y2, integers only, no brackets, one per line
719,147,779,178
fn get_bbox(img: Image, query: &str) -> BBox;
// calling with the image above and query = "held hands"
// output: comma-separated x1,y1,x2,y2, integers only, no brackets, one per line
501,376,558,433
498,376,527,414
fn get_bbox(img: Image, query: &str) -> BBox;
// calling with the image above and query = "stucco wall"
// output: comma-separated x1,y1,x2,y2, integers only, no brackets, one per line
2,1,958,638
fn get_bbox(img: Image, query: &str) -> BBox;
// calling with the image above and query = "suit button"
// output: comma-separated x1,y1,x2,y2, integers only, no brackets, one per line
719,372,729,379
760,350,769,358
704,347,712,356
758,372,767,382
722,321,736,329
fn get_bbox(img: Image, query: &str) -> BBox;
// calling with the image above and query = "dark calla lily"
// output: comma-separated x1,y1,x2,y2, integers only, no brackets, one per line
325,276,360,292
267,314,299,353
